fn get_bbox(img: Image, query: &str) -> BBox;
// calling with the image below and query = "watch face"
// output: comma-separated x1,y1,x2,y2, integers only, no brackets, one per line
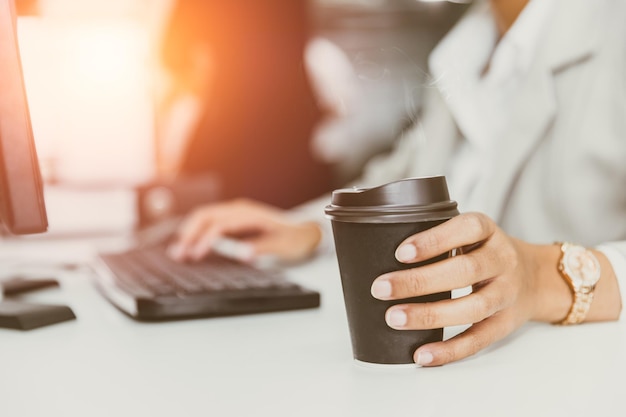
563,246,601,290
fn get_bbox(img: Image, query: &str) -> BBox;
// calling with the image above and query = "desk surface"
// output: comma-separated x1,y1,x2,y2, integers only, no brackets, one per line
0,235,624,417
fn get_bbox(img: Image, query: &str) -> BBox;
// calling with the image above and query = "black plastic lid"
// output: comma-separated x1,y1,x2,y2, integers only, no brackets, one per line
324,176,458,223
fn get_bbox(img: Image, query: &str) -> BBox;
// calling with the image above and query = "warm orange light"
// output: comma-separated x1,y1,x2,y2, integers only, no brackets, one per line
72,24,141,88
18,16,156,186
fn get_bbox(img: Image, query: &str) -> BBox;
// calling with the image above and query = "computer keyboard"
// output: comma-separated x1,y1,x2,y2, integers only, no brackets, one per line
91,245,320,321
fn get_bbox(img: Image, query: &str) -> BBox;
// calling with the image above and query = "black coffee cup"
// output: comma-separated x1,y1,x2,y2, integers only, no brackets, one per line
325,176,459,366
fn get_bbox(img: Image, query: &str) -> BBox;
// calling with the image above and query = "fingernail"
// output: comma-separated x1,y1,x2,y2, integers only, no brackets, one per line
416,350,434,366
371,279,392,299
396,244,416,262
386,309,407,327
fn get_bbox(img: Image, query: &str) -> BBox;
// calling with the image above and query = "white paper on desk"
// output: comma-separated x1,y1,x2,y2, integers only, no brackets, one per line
43,186,137,236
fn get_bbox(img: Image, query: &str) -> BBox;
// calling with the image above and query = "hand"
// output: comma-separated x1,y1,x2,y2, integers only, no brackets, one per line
167,199,322,264
369,212,621,367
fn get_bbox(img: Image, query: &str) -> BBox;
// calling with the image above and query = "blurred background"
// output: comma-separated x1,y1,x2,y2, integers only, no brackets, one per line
14,0,468,234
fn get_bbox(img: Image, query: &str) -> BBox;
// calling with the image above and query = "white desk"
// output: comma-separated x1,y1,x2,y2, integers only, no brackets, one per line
0,235,624,417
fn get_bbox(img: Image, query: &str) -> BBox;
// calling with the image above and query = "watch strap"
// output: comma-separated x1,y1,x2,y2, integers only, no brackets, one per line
554,242,600,325
559,290,594,325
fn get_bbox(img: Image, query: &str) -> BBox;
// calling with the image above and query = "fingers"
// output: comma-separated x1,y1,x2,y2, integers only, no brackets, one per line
173,208,216,253
394,212,496,264
167,201,275,262
367,212,529,367
372,247,504,300
383,279,514,330
167,207,228,261
413,308,522,367
166,200,319,264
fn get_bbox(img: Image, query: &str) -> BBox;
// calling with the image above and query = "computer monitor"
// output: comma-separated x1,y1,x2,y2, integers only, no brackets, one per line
0,0,48,235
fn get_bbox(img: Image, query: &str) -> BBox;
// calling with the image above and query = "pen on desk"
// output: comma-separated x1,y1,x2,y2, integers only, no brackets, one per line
209,237,278,269
166,233,278,269
211,237,254,261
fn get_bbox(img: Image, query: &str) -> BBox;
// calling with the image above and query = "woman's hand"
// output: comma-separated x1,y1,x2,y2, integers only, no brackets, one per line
370,212,621,367
167,199,322,264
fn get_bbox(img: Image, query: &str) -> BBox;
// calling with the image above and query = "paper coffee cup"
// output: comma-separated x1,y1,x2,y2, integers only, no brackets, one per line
325,176,459,365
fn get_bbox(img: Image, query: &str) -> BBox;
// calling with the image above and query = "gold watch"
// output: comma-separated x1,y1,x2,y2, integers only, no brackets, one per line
555,242,601,325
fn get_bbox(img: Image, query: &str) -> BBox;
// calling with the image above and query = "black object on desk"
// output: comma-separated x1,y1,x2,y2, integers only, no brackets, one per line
92,245,320,321
0,278,76,330
2,276,59,295
0,301,76,330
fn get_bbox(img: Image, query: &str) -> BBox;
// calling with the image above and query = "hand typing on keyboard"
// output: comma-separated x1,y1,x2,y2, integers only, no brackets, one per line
166,199,322,265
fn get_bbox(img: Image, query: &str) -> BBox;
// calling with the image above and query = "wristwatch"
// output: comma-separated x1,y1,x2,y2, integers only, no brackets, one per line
555,242,601,325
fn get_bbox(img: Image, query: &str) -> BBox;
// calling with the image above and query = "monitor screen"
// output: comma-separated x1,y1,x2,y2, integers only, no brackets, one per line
0,0,47,235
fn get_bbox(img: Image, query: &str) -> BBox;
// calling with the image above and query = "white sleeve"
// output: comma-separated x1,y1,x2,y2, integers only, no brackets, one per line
596,242,626,313
287,193,336,256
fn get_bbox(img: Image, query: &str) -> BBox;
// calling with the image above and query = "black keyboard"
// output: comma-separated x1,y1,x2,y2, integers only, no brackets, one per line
91,245,320,321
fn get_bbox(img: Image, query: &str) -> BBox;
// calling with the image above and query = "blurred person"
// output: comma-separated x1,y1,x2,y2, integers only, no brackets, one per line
168,0,625,366
157,0,334,209
305,3,467,185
